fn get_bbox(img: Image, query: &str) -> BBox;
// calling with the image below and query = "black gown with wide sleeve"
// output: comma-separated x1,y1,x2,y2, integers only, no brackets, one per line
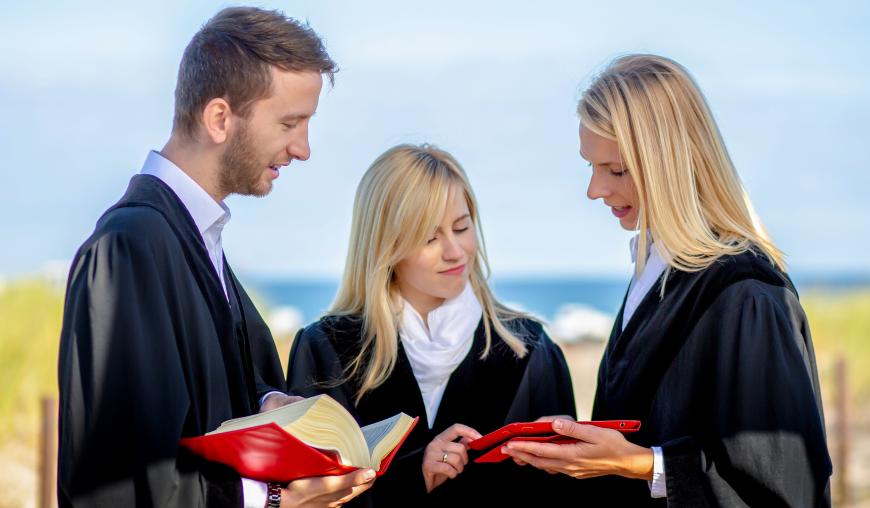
57,175,286,507
586,249,832,507
287,315,577,507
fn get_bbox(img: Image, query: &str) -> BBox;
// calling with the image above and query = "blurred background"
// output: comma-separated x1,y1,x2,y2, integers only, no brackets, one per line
1,0,868,506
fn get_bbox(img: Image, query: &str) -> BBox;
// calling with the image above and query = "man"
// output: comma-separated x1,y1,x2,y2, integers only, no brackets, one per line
58,7,374,507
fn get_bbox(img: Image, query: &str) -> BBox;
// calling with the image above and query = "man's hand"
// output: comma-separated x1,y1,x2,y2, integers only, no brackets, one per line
259,393,304,413
282,469,376,507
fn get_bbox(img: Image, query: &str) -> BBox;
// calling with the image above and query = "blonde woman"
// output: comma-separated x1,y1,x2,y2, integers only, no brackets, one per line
286,144,576,507
503,54,832,506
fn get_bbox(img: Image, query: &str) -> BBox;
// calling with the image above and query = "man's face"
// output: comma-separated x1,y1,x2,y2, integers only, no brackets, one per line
219,68,323,197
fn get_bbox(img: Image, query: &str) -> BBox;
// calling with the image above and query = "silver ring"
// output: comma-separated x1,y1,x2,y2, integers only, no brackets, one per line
440,452,449,463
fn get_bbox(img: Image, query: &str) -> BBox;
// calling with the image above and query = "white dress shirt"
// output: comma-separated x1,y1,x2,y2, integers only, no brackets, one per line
623,234,669,499
140,151,268,508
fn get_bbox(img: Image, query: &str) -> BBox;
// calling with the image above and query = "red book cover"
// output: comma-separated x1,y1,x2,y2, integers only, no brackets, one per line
468,420,641,463
180,417,419,483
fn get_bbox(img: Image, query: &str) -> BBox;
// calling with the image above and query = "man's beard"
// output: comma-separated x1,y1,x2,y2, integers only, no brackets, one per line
218,122,271,197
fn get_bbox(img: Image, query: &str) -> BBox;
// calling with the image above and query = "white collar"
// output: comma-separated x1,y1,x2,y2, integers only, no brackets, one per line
624,234,669,330
139,150,230,237
399,282,482,427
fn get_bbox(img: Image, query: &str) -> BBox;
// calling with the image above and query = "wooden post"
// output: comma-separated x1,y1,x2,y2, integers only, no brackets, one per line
834,357,849,506
39,396,57,508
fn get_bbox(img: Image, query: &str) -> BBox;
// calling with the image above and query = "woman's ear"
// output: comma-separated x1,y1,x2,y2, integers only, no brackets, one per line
200,98,233,144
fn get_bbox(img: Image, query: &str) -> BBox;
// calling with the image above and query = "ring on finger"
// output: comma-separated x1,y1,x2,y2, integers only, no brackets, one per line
440,452,449,463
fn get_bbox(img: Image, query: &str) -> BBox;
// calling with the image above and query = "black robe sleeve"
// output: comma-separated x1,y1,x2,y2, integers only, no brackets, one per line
231,273,287,400
661,280,832,507
505,325,577,423
286,325,357,408
58,220,240,507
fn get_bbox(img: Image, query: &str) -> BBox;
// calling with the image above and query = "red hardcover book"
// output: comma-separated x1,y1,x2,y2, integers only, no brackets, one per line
180,395,419,483
469,420,641,463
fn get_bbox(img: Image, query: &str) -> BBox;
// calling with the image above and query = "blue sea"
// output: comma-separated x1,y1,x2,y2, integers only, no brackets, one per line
250,273,870,326
253,278,629,324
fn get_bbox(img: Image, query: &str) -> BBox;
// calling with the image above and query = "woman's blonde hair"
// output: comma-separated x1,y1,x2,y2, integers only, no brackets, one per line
578,54,784,281
329,144,529,403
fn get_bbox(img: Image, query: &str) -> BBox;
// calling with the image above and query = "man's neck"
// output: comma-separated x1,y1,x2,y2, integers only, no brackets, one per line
161,136,227,203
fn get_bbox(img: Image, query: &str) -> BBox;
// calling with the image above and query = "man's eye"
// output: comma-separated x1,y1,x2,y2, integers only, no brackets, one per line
282,123,297,130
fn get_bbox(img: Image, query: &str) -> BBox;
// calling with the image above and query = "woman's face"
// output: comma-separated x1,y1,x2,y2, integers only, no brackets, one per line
580,123,640,231
394,184,477,315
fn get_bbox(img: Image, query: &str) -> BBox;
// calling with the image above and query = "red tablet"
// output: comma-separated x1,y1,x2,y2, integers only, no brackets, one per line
468,420,641,463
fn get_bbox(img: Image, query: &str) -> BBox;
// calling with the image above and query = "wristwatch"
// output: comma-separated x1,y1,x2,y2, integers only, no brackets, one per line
266,483,281,508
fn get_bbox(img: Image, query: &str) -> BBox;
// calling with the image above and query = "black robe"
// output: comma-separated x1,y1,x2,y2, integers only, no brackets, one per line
57,174,286,507
287,315,577,507
585,249,832,506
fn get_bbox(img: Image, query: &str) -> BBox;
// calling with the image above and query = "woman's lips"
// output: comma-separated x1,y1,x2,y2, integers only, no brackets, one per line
440,264,466,276
611,206,631,218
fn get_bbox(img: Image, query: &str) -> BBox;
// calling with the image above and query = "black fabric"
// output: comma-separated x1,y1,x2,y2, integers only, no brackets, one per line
57,174,286,507
584,249,832,507
287,316,577,507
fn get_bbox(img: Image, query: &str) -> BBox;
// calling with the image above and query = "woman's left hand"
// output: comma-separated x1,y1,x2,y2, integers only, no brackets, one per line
501,418,654,480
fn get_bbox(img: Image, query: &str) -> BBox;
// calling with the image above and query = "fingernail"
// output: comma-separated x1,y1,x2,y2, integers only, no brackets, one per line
363,469,376,481
553,420,563,431
501,446,509,454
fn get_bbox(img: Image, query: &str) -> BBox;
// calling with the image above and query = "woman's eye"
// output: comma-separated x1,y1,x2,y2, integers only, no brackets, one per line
611,169,628,177
426,237,437,245
454,227,470,233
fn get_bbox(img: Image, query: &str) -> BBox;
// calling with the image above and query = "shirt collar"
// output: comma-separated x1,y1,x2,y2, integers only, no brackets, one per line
139,150,230,236
629,232,665,265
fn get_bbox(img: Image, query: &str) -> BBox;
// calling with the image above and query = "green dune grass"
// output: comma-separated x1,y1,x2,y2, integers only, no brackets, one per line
0,280,63,448
803,291,870,407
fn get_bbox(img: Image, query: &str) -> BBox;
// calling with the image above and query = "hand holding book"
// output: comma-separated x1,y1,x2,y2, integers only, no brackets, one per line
180,394,418,483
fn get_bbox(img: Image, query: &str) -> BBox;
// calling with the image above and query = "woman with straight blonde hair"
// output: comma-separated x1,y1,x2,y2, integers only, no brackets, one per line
504,54,832,506
286,144,576,507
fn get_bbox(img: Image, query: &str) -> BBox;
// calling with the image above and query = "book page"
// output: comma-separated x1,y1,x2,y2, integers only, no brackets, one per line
363,413,415,467
361,414,402,456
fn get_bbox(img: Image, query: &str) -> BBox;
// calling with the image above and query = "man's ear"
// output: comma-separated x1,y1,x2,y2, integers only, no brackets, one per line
201,97,233,144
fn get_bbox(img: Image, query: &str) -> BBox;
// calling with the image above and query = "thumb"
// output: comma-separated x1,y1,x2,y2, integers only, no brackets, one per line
347,468,377,487
551,419,599,441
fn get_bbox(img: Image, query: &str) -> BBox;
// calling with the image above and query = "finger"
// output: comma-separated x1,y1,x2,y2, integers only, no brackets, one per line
336,480,375,504
501,448,565,473
424,450,465,474
439,423,482,442
443,442,470,466
429,461,460,479
535,414,574,423
504,440,570,459
552,419,607,441
324,468,376,492
259,393,303,412
512,456,528,466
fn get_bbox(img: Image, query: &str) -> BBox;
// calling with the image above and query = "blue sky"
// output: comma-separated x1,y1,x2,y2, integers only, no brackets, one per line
1,0,868,279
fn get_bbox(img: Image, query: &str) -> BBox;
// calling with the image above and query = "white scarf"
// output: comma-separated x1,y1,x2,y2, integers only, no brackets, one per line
399,282,482,427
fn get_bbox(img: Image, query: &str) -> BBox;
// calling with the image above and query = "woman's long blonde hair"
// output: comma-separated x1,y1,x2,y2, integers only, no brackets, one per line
577,54,784,280
329,144,528,403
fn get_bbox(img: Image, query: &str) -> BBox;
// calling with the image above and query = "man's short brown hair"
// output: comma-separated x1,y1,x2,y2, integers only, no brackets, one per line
172,7,337,139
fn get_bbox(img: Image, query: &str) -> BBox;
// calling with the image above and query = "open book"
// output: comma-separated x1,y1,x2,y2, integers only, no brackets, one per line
180,394,418,483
